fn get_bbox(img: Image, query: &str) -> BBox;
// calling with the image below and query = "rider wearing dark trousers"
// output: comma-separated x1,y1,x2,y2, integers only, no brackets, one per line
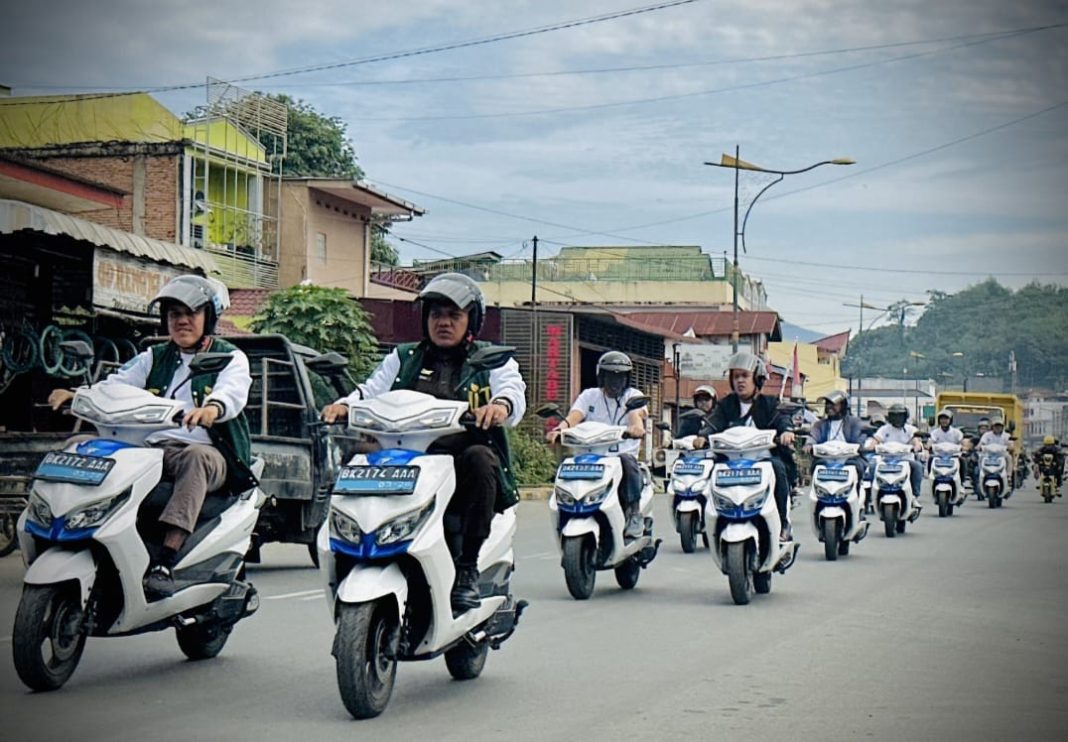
693,352,796,542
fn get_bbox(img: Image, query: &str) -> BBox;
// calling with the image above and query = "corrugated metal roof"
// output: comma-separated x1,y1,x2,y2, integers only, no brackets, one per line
0,198,218,273
620,310,782,339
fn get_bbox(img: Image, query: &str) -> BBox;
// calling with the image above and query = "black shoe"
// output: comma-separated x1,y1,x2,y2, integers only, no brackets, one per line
451,565,481,616
144,564,175,599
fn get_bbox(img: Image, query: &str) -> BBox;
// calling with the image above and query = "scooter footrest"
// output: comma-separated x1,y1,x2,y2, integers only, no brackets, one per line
775,543,799,573
486,597,528,649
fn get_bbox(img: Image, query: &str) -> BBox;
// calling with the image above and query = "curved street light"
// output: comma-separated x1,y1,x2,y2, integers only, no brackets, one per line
705,149,855,351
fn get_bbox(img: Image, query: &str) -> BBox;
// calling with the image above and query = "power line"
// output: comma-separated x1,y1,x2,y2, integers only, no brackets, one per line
346,24,1060,121
1,0,705,105
745,253,1068,278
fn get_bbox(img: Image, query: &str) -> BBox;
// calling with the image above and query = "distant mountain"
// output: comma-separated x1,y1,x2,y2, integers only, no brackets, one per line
780,321,831,343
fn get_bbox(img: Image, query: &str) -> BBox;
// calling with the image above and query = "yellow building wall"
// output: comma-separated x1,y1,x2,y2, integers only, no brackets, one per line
482,279,746,307
0,93,183,148
183,119,268,166
767,341,846,400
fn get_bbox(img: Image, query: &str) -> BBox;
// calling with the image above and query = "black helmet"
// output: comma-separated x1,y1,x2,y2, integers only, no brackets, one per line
148,274,229,336
418,272,486,338
821,390,849,420
726,351,767,391
597,351,633,397
887,402,909,428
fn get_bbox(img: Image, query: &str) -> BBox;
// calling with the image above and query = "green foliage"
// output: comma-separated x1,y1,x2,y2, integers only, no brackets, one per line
371,226,400,266
506,426,559,486
250,284,380,382
260,94,363,179
842,280,1068,391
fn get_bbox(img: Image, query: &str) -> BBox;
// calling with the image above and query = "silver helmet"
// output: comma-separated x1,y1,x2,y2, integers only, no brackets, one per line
418,272,486,337
148,275,229,335
726,351,767,390
693,384,717,402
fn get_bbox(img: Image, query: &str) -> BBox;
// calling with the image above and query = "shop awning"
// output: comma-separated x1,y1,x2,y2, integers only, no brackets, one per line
0,198,218,274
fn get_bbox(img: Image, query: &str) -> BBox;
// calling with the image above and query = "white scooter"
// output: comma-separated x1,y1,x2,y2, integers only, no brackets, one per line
706,427,799,605
665,435,712,553
809,441,869,561
14,351,264,692
546,396,660,600
929,442,966,517
319,345,526,719
871,441,921,537
979,443,1010,508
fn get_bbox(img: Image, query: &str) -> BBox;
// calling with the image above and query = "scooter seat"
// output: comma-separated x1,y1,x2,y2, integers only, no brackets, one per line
137,480,238,529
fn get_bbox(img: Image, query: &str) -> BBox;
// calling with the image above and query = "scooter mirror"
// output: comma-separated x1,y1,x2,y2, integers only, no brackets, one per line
625,394,649,411
188,352,233,375
466,344,516,372
656,421,672,431
305,351,349,374
679,408,704,420
535,402,562,419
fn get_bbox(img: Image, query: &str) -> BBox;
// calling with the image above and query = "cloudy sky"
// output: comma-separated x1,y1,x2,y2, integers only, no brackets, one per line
2,0,1066,336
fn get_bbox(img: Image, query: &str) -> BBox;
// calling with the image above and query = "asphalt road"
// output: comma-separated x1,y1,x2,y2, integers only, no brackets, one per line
2,485,1066,741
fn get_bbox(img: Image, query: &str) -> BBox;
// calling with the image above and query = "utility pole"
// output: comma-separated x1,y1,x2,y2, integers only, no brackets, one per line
531,235,539,410
731,144,740,353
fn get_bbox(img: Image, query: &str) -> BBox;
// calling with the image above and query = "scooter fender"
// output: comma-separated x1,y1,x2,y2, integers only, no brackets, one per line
335,562,409,620
674,499,703,514
23,547,97,606
560,517,600,542
818,506,847,522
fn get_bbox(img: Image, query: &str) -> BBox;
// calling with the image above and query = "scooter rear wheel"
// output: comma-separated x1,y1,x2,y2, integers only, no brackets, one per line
13,584,87,691
0,514,18,557
445,639,489,680
614,557,641,590
176,622,232,660
336,600,398,719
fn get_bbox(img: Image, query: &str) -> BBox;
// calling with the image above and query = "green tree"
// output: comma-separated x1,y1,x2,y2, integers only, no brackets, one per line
250,284,380,381
371,225,400,266
262,94,363,179
506,426,559,485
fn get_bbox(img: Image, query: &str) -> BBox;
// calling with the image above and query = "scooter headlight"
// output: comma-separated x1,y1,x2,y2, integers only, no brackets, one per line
741,490,768,512
376,501,435,545
582,481,613,506
330,508,363,543
712,493,736,512
27,491,53,528
553,486,576,505
63,488,131,530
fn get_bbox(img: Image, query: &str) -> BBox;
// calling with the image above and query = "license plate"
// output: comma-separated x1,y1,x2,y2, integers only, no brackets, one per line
818,468,850,482
715,468,762,487
34,451,115,486
878,465,903,474
334,466,419,494
559,463,605,480
673,463,706,476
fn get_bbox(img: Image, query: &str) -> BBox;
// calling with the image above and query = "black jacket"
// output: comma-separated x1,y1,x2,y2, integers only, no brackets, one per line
698,393,791,437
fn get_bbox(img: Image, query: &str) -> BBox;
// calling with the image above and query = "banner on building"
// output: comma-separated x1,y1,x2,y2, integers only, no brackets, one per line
676,343,733,380
93,249,187,314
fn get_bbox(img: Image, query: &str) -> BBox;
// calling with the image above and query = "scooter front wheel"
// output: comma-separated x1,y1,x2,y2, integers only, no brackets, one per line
725,542,752,605
679,511,699,554
335,600,398,719
13,584,87,692
822,518,840,561
562,536,596,600
882,504,897,538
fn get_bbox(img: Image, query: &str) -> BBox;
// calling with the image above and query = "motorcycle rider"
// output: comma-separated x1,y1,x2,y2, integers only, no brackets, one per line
546,351,648,540
677,385,717,437
867,402,924,513
805,390,868,483
321,273,526,615
1032,435,1064,493
927,408,964,473
965,417,991,494
692,352,796,542
47,275,254,598
978,418,1015,493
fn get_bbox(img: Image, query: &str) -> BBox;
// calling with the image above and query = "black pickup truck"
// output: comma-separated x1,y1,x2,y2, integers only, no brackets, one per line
0,333,359,564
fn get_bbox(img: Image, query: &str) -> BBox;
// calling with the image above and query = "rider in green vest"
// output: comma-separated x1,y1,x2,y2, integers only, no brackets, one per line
321,273,527,615
49,275,253,598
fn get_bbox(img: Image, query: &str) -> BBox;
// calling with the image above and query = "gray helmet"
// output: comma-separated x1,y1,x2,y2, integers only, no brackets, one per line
596,351,632,396
726,351,767,390
418,272,486,337
693,384,717,402
887,402,909,428
821,390,849,419
148,274,229,335
937,408,953,424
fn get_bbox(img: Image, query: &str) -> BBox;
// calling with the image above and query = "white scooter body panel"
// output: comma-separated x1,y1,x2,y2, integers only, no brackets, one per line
809,441,866,543
929,442,965,505
669,452,714,531
872,441,916,523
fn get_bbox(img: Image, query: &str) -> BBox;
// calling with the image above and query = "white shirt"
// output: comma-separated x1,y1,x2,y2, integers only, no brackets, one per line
824,420,845,442
929,426,964,445
875,423,918,446
337,346,527,428
571,386,643,454
979,431,1012,450
99,344,252,446
738,400,755,428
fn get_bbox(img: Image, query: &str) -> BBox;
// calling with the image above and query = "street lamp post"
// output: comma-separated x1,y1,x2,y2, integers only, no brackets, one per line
672,342,681,435
706,148,854,352
952,351,966,392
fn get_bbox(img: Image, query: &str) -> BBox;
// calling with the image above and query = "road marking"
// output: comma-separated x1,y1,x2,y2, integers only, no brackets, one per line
299,595,322,602
0,636,11,643
264,589,321,600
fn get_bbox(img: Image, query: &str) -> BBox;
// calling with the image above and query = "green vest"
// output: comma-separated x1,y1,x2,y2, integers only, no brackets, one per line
392,340,519,511
145,338,255,492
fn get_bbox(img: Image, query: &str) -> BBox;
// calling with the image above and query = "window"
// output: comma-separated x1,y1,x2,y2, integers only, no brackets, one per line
315,232,327,262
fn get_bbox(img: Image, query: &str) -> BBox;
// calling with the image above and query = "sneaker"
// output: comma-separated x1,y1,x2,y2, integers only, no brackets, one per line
450,565,481,616
624,510,645,540
779,524,793,542
144,564,175,599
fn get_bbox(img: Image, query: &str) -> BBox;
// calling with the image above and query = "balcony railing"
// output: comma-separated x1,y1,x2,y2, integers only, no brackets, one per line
205,245,279,289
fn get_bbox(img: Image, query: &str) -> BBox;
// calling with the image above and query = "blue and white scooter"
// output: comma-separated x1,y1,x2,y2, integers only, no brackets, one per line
871,441,921,537
978,443,1010,508
808,441,869,561
665,435,712,553
929,441,965,517
319,345,526,719
706,427,799,605
546,396,660,600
